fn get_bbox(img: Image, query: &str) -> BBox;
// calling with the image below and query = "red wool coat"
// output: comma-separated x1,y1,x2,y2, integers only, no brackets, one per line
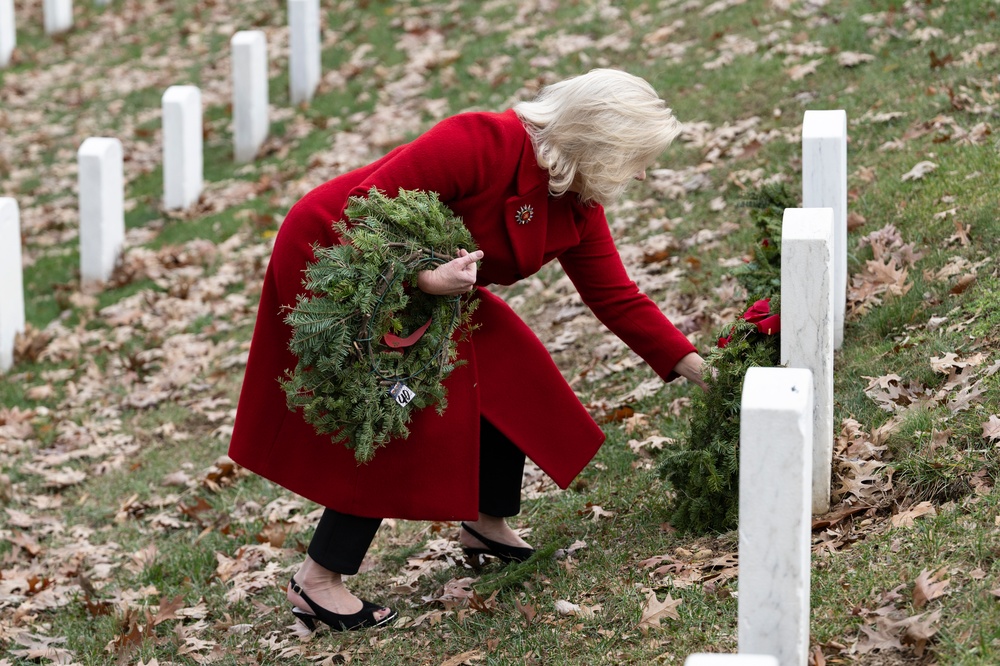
228,110,696,520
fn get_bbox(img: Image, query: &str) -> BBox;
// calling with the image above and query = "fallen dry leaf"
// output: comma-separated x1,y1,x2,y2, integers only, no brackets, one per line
581,504,616,521
855,621,904,654
515,598,537,624
947,380,987,413
10,632,76,664
440,650,482,666
162,470,193,487
912,568,949,609
25,384,56,400
891,501,937,528
982,416,1000,442
812,504,872,531
787,58,823,81
595,405,635,424
899,609,943,657
469,590,498,615
949,273,977,295
555,599,581,615
637,590,682,633
151,594,185,625
838,51,875,67
929,50,954,69
553,599,601,619
901,160,938,181
946,219,972,247
554,539,588,559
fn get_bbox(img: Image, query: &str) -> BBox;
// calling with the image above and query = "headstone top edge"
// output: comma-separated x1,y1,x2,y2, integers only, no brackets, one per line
78,137,123,155
802,109,847,136
781,208,835,240
231,30,266,45
685,654,780,666
741,367,813,412
162,85,202,102
803,109,847,117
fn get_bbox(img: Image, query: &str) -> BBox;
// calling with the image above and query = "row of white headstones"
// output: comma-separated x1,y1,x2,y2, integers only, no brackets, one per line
1,0,92,57
1,14,311,276
0,5,849,663
0,0,321,360
0,0,321,134
685,112,847,666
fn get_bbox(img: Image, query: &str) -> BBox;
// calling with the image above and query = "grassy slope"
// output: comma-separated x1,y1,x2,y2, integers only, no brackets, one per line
1,0,999,664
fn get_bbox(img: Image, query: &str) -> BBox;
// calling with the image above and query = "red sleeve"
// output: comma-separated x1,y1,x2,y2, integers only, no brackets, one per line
346,113,511,205
558,206,697,382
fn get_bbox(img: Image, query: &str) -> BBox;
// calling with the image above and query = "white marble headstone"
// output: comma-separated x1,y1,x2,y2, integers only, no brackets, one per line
231,30,269,163
288,0,321,105
0,198,25,372
685,655,779,666
43,0,73,35
78,137,125,286
0,0,15,68
162,85,203,210
739,367,813,666
781,208,835,514
802,110,847,350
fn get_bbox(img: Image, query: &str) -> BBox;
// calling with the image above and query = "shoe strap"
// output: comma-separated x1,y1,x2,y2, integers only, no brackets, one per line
462,522,507,551
290,576,388,623
290,577,325,618
461,522,489,546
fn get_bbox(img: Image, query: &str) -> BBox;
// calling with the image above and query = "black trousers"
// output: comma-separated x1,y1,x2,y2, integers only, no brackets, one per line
308,418,526,574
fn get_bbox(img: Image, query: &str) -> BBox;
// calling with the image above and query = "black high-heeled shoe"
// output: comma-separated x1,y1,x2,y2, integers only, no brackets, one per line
460,522,535,564
289,577,397,632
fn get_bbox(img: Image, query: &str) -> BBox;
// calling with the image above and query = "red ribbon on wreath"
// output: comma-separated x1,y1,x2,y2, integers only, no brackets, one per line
717,298,781,349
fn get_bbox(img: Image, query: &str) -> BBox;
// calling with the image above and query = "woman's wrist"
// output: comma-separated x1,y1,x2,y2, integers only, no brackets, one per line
674,352,708,391
416,270,437,294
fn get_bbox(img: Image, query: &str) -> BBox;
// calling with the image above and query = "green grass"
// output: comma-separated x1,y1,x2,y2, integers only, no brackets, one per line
3,0,1000,663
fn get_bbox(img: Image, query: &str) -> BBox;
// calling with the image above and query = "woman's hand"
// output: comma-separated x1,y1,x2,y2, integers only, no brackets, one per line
674,351,709,391
416,249,484,295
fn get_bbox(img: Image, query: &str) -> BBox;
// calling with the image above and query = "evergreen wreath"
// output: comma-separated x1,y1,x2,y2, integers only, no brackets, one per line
280,187,479,463
657,183,794,533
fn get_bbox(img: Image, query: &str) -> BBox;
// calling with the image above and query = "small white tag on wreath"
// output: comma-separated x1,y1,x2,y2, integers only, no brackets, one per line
389,381,416,407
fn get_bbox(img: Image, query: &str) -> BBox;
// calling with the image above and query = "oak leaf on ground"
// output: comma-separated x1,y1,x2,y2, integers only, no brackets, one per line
891,501,937,528
440,650,482,666
515,598,537,624
855,622,904,654
787,58,823,81
912,568,949,609
899,609,943,657
982,415,1000,442
901,160,938,181
637,590,682,633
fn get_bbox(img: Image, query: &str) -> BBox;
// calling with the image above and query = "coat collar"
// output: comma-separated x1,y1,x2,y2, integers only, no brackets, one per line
500,111,550,278
504,110,550,197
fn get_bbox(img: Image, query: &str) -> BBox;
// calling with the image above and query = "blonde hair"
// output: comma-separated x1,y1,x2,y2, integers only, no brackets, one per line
513,69,681,206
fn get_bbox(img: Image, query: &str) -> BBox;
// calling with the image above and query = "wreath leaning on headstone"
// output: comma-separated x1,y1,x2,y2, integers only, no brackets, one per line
657,183,794,534
280,187,479,463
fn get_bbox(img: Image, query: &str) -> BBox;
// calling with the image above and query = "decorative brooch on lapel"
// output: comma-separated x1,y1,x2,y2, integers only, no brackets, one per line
515,204,534,225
